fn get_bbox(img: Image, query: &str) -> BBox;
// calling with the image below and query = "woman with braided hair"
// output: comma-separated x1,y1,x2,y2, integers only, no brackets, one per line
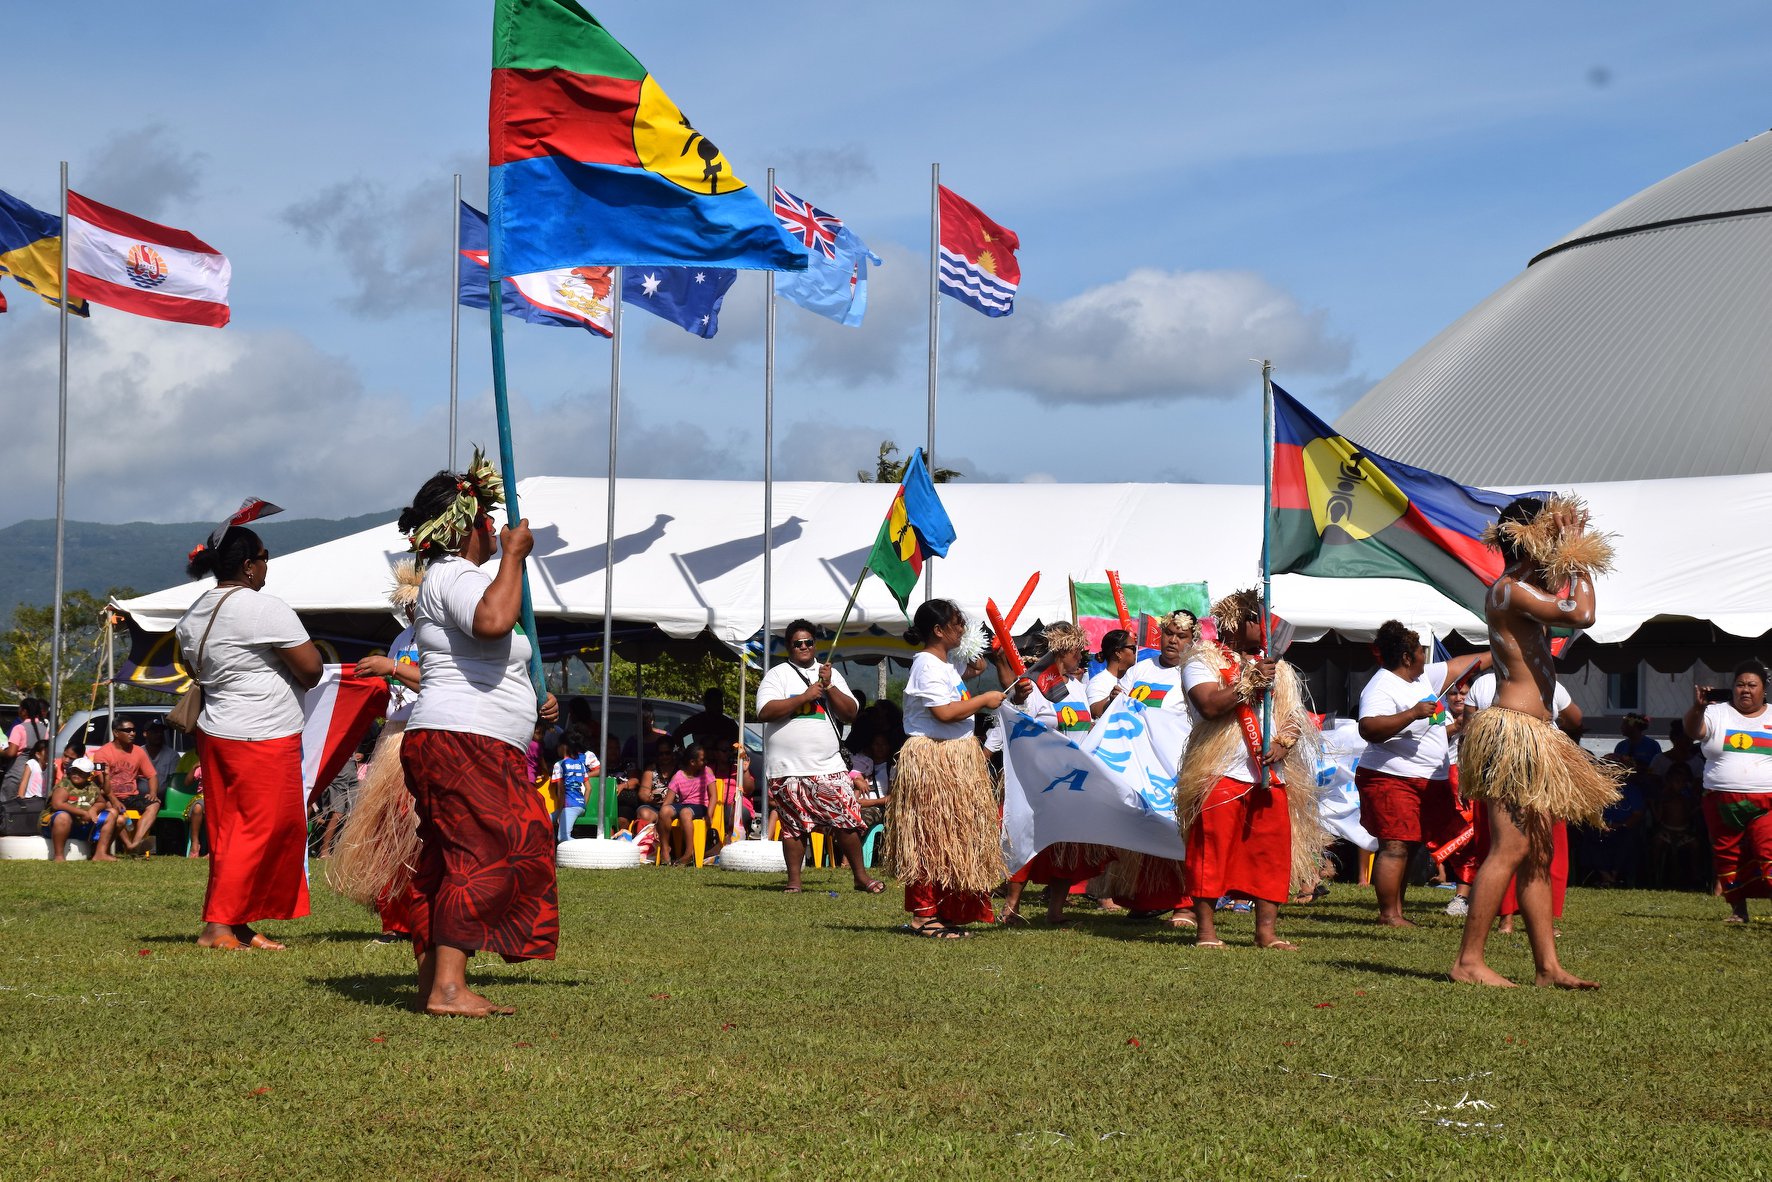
1177,589,1325,950
397,451,560,1016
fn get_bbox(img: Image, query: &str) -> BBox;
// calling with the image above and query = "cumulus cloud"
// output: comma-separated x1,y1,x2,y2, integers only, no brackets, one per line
80,124,207,220
786,240,925,384
958,268,1352,405
280,176,457,318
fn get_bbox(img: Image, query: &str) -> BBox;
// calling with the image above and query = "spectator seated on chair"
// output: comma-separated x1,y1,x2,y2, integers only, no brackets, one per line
41,757,121,862
705,744,756,843
184,761,208,858
550,727,601,842
659,743,716,865
849,730,897,833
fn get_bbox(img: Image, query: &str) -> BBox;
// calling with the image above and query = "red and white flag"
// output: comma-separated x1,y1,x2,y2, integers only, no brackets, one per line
66,191,231,327
300,665,390,808
937,185,1020,318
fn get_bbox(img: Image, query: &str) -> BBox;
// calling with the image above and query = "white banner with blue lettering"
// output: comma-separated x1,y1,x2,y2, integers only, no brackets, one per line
1000,695,1190,874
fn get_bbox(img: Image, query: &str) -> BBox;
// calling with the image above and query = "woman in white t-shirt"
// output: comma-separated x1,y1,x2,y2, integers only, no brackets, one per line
1682,659,1772,924
396,454,561,1017
886,599,1009,938
175,524,322,951
328,561,426,941
1087,629,1138,718
1353,620,1487,927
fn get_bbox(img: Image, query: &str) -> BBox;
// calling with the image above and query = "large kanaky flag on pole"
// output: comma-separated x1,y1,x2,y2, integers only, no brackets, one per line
65,192,230,327
489,0,806,274
1268,384,1545,619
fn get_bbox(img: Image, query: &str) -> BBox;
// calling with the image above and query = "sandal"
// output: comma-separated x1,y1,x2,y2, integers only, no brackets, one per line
782,886,803,894
1165,913,1198,929
1194,938,1228,949
855,881,886,894
906,922,965,940
1258,939,1301,952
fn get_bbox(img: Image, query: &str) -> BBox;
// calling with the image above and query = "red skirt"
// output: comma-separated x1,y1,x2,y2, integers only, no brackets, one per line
401,729,558,962
1702,791,1772,904
904,881,994,925
1472,801,1568,917
1185,777,1291,905
1011,842,1115,887
196,732,310,926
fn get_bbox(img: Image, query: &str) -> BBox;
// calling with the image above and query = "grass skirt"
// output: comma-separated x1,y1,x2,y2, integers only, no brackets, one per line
884,735,1004,893
1461,706,1623,827
325,721,420,909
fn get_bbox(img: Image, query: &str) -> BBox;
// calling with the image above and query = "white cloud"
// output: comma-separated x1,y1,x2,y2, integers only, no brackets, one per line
959,268,1352,405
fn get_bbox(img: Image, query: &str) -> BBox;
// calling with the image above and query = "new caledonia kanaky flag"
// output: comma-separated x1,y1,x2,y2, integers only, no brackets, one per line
488,0,806,275
1268,385,1548,620
868,448,956,612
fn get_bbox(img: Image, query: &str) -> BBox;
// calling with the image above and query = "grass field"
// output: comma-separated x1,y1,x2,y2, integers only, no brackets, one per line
2,858,1769,1180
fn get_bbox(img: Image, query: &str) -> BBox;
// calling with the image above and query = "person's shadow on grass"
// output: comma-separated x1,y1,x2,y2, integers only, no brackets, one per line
310,972,589,1009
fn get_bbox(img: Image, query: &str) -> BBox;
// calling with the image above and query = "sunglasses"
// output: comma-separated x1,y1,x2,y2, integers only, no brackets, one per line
789,639,818,650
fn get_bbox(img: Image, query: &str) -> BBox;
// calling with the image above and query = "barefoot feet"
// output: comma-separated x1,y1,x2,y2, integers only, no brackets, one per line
1449,960,1517,987
1534,968,1600,990
423,982,515,1017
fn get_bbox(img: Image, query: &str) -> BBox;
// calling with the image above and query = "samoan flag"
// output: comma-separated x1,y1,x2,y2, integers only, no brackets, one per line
621,266,737,338
771,186,881,328
458,202,615,335
938,185,1019,317
1269,384,1551,620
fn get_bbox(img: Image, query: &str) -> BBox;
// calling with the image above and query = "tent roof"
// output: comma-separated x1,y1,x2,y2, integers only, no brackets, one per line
1335,130,1772,485
114,472,1772,648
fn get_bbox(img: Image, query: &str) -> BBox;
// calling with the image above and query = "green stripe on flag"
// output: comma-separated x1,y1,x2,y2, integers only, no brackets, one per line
868,516,918,615
494,0,647,77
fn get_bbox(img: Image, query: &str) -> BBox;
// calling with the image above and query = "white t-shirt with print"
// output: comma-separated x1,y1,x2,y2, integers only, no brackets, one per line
383,624,421,724
1699,702,1772,794
1047,677,1094,739
1181,655,1265,784
756,659,852,778
1355,663,1450,778
850,752,892,798
405,557,538,751
903,652,975,742
1117,657,1189,713
174,587,310,741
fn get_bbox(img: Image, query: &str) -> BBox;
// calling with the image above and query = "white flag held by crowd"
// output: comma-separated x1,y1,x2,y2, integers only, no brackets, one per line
1000,695,1190,874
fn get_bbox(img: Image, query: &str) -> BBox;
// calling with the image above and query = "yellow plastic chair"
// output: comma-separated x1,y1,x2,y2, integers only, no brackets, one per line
809,831,826,868
692,818,709,867
708,778,728,843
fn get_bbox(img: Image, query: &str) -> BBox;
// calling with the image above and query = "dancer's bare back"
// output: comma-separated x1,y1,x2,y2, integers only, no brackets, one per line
1486,570,1595,720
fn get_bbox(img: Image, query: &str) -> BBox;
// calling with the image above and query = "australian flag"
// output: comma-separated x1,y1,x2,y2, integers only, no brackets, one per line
772,186,881,328
621,266,737,338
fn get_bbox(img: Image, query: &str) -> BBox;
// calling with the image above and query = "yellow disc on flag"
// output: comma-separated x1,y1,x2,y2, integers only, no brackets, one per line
633,75,744,195
1301,436,1409,544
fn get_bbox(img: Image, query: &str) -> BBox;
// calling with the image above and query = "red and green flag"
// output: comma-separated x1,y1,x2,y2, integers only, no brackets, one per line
867,448,956,613
1070,579,1210,652
1269,385,1546,619
489,0,806,276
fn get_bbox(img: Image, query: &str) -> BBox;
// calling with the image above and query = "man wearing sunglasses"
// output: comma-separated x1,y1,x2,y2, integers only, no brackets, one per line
87,719,161,854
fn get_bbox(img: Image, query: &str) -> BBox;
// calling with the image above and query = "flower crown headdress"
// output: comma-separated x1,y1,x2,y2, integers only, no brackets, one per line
406,447,506,564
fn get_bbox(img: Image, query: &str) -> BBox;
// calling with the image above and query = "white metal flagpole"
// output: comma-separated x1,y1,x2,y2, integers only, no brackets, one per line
49,161,70,752
924,162,940,603
448,172,461,468
760,167,777,838
596,268,623,837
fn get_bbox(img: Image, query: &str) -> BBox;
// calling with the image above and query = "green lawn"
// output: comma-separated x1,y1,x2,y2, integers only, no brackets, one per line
1,858,1768,1180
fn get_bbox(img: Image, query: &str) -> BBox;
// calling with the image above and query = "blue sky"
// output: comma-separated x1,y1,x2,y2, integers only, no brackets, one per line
3,0,1769,526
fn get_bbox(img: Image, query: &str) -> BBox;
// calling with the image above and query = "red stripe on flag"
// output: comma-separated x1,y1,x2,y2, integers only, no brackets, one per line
304,667,389,808
938,185,1021,284
491,68,644,168
67,192,223,255
66,270,229,327
1272,442,1310,511
1396,504,1504,581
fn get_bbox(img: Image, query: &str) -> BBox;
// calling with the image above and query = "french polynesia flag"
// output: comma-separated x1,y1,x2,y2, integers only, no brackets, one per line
65,191,231,327
300,665,390,808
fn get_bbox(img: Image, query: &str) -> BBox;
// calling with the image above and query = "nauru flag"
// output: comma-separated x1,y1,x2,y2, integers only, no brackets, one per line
65,192,230,327
1269,385,1548,620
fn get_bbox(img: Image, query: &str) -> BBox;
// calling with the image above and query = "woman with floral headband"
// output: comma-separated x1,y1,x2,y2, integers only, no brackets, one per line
397,451,560,1016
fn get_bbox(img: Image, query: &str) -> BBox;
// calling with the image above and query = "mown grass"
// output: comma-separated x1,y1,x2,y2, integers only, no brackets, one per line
1,858,1768,1180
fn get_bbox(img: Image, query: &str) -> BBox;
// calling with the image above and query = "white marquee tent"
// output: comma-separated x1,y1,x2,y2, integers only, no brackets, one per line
115,472,1772,651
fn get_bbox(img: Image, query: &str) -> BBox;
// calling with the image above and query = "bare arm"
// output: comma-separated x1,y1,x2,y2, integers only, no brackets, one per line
1186,659,1275,721
276,641,324,691
1089,684,1121,718
1683,686,1710,744
1438,652,1491,692
930,690,1005,723
355,653,420,692
1359,700,1436,744
471,521,533,639
1497,573,1597,629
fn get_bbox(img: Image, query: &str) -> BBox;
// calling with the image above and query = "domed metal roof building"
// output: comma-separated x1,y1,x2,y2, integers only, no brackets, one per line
1335,130,1772,484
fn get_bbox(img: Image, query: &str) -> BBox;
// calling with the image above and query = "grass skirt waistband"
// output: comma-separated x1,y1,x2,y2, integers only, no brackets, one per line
884,735,1005,892
1461,706,1623,827
326,721,420,908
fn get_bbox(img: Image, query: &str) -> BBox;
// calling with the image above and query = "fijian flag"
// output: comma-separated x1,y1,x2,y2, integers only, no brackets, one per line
938,185,1019,317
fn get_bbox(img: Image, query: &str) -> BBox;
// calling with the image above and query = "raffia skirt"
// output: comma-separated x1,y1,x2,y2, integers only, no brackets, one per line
1461,707,1623,828
883,735,1004,893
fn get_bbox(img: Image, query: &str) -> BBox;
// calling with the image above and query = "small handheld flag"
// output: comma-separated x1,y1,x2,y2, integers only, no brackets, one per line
210,497,283,549
866,448,956,613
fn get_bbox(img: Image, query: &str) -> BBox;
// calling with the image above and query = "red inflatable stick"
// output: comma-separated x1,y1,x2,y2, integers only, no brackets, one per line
988,573,1040,652
1105,569,1134,636
985,599,1026,677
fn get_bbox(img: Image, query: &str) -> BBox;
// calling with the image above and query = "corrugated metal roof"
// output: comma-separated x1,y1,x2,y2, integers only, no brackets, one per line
1335,134,1772,485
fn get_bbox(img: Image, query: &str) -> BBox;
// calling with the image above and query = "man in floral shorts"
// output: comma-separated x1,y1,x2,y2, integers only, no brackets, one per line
755,619,883,894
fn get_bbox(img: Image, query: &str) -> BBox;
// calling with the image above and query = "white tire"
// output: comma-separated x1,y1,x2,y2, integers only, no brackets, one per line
0,835,91,861
717,839,786,873
555,838,645,870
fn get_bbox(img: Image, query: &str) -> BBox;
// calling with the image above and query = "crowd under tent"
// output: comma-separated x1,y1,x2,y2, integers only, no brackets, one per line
114,472,1772,722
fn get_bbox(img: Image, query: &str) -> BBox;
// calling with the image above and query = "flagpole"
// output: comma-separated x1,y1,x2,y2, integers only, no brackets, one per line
596,269,623,839
760,168,778,840
49,161,70,753
448,173,461,468
823,565,872,666
1259,359,1275,789
923,162,940,603
484,170,548,705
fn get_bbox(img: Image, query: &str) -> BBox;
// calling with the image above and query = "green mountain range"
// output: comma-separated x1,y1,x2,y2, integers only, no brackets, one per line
1,512,393,625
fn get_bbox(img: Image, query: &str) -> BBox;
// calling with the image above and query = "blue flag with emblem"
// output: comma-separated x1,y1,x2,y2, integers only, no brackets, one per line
770,186,881,328
621,265,737,338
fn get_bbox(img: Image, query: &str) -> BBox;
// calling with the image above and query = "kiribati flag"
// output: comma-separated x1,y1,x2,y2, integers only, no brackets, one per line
489,0,805,275
1269,385,1544,619
938,185,1019,317
867,448,956,612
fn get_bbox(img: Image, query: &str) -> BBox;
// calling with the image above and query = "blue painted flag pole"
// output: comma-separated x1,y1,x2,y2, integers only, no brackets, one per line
484,167,548,705
1259,359,1275,790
